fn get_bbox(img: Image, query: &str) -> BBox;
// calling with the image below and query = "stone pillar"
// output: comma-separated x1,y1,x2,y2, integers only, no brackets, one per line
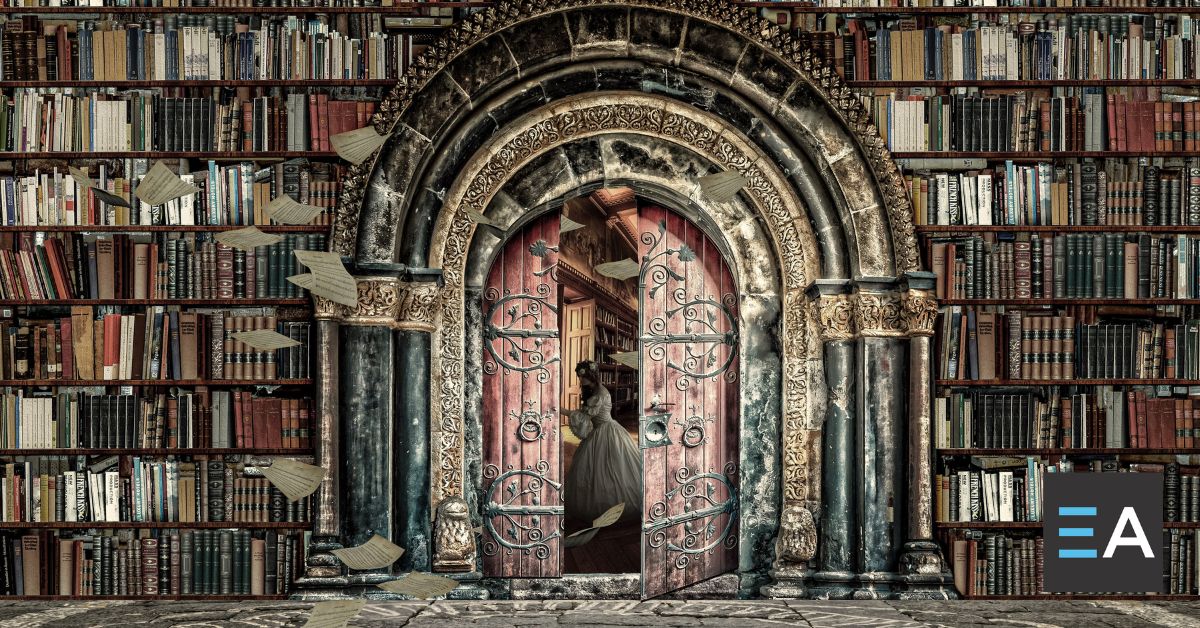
303,306,344,580
852,282,908,598
807,281,857,599
897,272,956,598
392,270,441,572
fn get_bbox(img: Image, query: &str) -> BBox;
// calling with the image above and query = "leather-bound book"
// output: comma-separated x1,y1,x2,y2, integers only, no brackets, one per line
140,537,159,595
218,530,233,595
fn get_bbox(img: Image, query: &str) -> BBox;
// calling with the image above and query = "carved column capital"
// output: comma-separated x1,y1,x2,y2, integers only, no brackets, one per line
341,276,404,327
813,293,855,341
854,292,905,338
394,281,441,333
315,276,441,331
900,290,939,337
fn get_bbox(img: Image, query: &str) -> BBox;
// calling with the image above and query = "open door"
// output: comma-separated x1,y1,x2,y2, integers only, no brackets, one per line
637,206,739,598
480,213,563,577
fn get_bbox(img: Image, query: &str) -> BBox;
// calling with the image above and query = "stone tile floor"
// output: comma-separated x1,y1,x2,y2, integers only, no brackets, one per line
1,600,1200,628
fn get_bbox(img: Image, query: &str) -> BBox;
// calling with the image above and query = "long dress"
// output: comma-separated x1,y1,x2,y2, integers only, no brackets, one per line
564,384,643,524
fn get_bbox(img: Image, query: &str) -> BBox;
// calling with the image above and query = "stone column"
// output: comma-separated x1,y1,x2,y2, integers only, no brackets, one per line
392,270,441,572
852,282,908,598
897,272,956,598
303,301,344,580
807,280,857,599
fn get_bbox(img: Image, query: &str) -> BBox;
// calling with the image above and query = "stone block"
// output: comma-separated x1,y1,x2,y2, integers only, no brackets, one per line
446,34,518,100
502,13,574,70
680,21,746,78
567,8,631,53
629,9,686,63
401,70,472,141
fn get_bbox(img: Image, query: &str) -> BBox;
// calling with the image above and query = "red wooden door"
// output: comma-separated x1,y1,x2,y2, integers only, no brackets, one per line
637,206,739,598
481,213,563,577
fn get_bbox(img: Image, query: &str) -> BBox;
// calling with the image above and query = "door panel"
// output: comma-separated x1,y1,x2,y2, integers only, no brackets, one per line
561,300,595,414
638,206,739,599
481,213,563,578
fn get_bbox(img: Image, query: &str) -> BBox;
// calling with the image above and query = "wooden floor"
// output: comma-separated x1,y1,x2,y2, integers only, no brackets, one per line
561,420,642,574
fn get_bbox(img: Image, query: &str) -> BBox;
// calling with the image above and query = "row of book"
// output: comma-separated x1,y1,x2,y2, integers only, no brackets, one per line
795,1,1200,6
939,308,1200,380
909,160,1200,226
950,533,1043,597
841,15,1200,81
0,1,413,6
1,16,410,81
2,232,325,300
0,456,310,524
0,529,302,596
0,89,373,153
931,233,1199,299
868,89,1192,153
1,159,340,227
935,387,1200,448
1,390,313,449
0,307,312,381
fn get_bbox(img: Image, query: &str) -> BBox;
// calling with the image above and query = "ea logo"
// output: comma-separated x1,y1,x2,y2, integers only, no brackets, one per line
1045,474,1163,593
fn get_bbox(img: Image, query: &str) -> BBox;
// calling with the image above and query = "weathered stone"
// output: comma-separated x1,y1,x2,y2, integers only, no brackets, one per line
567,7,631,52
445,34,518,99
501,13,574,70
679,20,746,78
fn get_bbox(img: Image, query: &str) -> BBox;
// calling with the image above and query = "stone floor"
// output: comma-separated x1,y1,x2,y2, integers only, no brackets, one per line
2,600,1200,627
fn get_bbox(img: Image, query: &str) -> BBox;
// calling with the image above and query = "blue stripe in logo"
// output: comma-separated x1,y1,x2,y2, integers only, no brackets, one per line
1058,506,1098,516
1058,528,1094,537
1058,549,1098,559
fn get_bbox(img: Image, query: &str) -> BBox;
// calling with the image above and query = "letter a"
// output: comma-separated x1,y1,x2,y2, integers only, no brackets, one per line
1102,507,1155,558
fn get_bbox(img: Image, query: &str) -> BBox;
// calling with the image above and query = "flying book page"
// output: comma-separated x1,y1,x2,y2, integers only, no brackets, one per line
134,161,200,207
465,209,502,228
215,226,284,251
331,126,390,165
565,503,626,548
561,213,585,234
262,458,324,502
377,572,460,599
332,534,406,570
302,600,365,628
232,329,302,351
594,259,641,280
266,194,325,226
608,351,639,369
698,170,748,203
288,250,359,307
69,167,131,207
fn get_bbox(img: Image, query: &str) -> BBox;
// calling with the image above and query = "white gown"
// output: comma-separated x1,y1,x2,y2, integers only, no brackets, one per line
564,384,643,523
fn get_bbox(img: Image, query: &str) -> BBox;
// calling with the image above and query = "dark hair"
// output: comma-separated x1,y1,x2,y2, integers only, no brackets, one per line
575,360,598,379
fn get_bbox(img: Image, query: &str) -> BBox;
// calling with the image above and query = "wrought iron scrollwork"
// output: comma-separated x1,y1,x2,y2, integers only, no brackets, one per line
510,400,555,442
674,406,714,448
483,283,560,381
644,464,739,570
481,462,564,560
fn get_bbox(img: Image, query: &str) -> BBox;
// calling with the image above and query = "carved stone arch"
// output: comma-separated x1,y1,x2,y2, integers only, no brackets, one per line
317,0,952,600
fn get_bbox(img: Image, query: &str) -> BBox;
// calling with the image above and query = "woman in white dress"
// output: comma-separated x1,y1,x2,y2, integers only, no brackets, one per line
564,360,642,525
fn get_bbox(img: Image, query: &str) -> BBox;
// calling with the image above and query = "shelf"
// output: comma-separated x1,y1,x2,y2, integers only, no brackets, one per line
963,594,1200,600
735,4,1200,12
0,151,338,160
937,521,1200,529
1,80,395,88
0,225,328,233
851,79,1200,88
917,225,1200,233
595,319,635,334
0,298,311,306
939,299,1200,305
938,447,1200,456
937,379,1200,386
0,3,490,12
0,595,292,600
0,378,313,386
599,363,636,372
0,521,309,529
0,447,311,455
892,151,1200,159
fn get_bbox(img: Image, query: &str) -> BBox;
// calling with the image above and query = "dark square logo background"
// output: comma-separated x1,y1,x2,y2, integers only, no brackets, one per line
1044,473,1163,593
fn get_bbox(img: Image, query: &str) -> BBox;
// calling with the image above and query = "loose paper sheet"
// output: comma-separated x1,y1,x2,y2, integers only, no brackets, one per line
233,329,302,351
70,167,131,207
609,351,639,369
697,170,748,203
134,161,200,206
266,194,325,226
331,126,390,165
377,572,460,599
594,259,641,281
565,503,626,548
302,600,365,628
215,226,284,251
288,250,359,307
332,534,406,570
560,213,585,234
464,210,502,229
262,458,324,502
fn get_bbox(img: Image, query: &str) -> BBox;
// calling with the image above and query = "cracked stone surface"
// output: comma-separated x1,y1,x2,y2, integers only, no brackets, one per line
0,600,1197,627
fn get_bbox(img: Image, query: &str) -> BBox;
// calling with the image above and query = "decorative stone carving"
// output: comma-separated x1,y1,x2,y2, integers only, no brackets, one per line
432,497,477,573
341,278,402,327
900,290,939,337
775,503,818,564
395,282,441,333
329,0,918,273
854,293,905,338
814,294,854,342
311,278,440,332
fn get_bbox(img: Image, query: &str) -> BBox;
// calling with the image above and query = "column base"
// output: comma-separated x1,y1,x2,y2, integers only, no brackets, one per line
303,536,345,579
852,572,899,599
893,572,958,600
760,564,813,598
896,540,957,599
804,570,857,599
899,539,948,575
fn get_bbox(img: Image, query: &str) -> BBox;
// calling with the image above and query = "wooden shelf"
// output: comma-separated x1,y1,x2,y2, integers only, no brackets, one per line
0,3,489,12
0,521,309,529
0,594,292,600
599,363,636,372
0,151,338,160
851,79,1200,88
939,298,1200,305
937,378,1200,386
1,79,395,87
917,225,1200,233
963,594,1200,600
938,447,1200,456
0,378,312,386
0,298,311,306
0,447,311,455
735,4,1200,12
0,225,328,233
937,521,1200,529
892,151,1200,159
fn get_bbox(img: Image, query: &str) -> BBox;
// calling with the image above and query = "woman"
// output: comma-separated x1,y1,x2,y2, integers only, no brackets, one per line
564,360,642,525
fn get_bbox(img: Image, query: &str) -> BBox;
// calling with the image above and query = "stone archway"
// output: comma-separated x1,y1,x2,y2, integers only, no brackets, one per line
301,0,953,599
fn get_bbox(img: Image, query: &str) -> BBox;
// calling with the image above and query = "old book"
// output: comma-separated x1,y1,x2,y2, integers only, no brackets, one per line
178,312,198,380
141,537,159,595
218,530,233,595
95,238,115,299
70,306,95,380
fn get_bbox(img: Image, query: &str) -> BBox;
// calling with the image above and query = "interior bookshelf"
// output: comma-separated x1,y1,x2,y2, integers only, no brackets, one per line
594,304,638,410
758,0,1200,599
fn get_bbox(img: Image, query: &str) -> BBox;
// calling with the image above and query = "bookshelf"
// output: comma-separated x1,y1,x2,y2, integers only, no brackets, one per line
757,0,1200,600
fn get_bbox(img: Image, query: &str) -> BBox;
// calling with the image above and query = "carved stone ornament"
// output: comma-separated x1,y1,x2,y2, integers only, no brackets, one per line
328,0,919,274
814,294,854,342
395,282,441,333
312,278,440,331
854,293,905,338
432,496,477,572
900,290,939,337
774,503,818,564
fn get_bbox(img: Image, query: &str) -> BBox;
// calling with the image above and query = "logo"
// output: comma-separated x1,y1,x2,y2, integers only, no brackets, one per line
1044,473,1163,593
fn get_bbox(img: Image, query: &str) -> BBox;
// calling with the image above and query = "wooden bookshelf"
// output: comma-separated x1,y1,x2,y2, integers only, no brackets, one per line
851,79,1200,88
0,2,490,12
0,379,313,386
893,151,1200,159
939,521,1200,529
0,80,395,87
0,448,311,455
0,151,338,160
3,594,291,600
0,225,328,233
936,379,1200,386
736,4,1200,11
0,299,312,306
938,298,1200,305
939,448,1200,456
917,225,1200,234
0,522,311,529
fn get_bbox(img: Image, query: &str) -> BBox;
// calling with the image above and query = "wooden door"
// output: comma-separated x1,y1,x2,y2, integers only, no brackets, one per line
481,213,563,578
560,299,595,414
637,205,739,599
